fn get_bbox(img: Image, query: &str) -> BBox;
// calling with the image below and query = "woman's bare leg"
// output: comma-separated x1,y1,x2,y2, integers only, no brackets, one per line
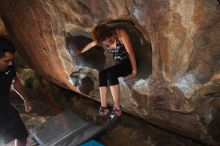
110,84,120,110
99,86,108,107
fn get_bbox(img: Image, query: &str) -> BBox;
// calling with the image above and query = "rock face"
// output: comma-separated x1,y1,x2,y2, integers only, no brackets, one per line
0,17,7,36
0,0,220,145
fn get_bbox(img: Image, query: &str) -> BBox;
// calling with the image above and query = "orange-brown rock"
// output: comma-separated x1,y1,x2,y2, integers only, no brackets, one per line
0,0,220,145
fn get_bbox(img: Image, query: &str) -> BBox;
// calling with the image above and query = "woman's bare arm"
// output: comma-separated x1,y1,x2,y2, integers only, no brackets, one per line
69,41,97,56
79,41,97,54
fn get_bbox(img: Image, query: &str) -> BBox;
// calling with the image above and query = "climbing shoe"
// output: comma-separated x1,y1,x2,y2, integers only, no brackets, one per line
94,107,109,125
107,107,122,124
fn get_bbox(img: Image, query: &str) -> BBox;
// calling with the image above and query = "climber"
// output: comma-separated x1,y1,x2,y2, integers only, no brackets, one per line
73,24,137,124
0,37,32,146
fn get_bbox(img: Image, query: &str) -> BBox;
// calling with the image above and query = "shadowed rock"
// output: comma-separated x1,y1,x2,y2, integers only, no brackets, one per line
0,0,220,145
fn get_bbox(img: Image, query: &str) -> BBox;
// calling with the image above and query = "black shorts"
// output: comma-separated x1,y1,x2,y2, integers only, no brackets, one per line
99,58,132,86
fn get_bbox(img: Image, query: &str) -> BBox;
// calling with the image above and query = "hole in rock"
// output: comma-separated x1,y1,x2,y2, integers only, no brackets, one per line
66,20,152,92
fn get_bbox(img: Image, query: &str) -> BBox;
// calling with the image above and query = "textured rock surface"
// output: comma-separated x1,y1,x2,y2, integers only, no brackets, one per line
1,0,220,145
0,17,7,36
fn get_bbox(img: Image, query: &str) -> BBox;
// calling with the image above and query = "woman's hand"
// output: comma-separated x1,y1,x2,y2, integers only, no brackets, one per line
24,99,32,112
124,70,137,80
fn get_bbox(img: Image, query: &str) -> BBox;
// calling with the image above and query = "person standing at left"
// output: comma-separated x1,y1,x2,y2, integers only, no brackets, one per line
0,37,32,146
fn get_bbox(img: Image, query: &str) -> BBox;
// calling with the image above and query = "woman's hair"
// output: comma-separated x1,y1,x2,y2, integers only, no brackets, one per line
0,37,15,58
92,24,114,46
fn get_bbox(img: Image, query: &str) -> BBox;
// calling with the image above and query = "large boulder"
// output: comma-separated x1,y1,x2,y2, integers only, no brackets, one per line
0,0,220,145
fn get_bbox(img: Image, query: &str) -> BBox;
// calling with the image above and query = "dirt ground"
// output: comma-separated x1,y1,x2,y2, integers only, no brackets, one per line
11,88,205,146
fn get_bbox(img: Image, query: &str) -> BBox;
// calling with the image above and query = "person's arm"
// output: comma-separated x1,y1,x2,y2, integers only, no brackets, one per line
81,41,97,53
117,29,137,80
72,41,97,55
11,75,32,112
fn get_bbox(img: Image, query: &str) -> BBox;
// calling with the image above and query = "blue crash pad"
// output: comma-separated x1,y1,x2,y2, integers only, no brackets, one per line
30,110,106,146
80,140,104,146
